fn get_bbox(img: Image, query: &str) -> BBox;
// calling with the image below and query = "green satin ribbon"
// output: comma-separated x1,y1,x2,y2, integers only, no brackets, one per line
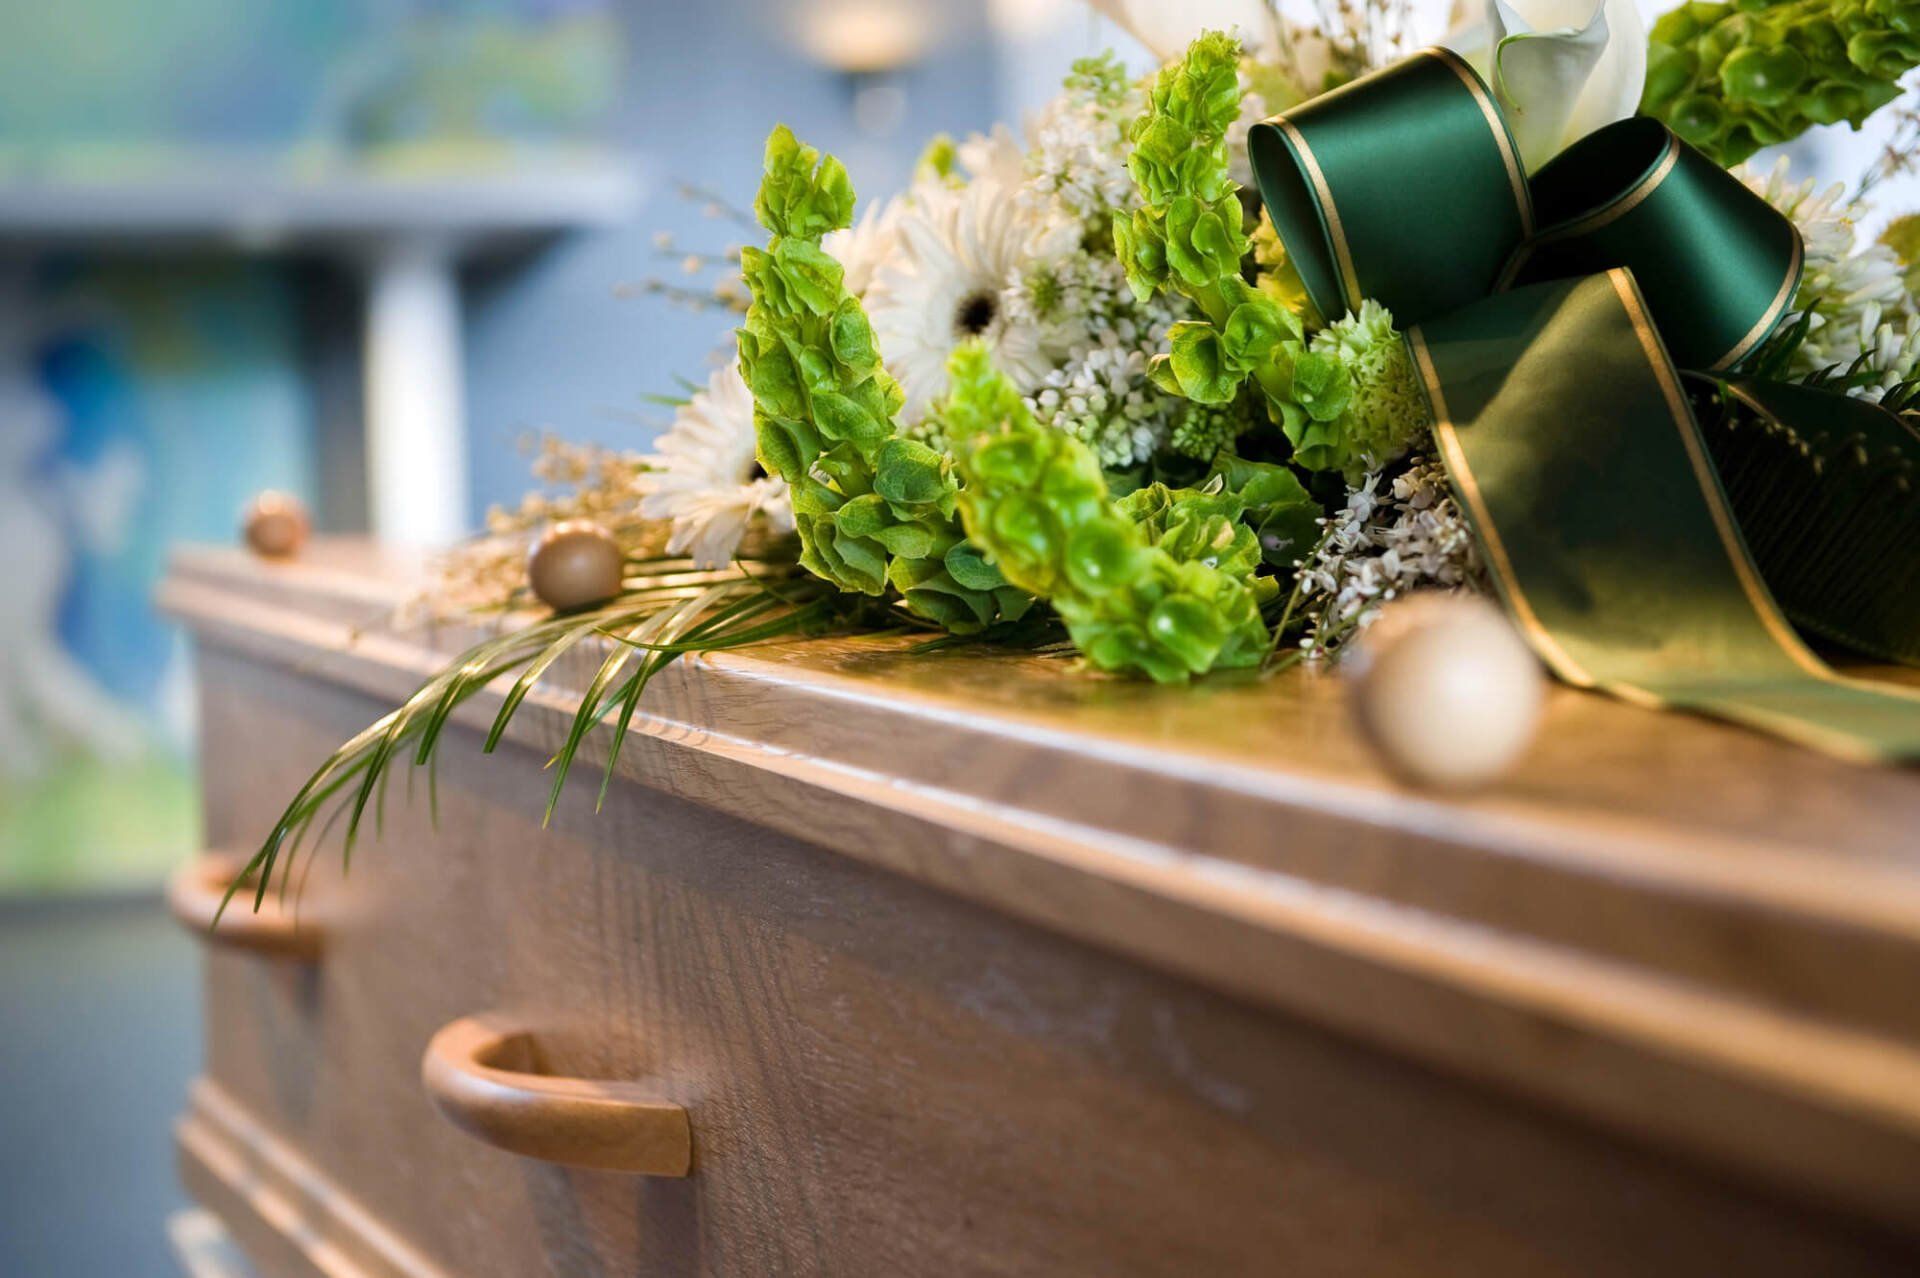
1249,47,1920,762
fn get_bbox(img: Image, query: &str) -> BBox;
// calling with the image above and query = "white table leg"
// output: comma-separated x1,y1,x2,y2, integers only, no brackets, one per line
362,240,468,547
167,1208,257,1277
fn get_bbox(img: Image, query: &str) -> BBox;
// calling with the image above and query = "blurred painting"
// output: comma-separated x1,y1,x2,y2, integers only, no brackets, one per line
0,1,621,890
0,0,620,174
0,262,311,890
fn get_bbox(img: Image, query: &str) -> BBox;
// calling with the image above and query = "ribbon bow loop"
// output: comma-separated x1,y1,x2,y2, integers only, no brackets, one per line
1249,47,1802,368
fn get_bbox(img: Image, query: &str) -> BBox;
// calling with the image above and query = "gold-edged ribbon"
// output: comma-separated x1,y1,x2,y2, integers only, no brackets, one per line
1250,49,1920,761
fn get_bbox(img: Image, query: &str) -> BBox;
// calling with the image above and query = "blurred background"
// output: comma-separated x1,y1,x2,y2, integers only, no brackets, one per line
0,0,1912,1273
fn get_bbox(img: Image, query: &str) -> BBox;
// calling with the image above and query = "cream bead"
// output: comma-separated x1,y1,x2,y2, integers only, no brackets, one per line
242,492,310,560
528,520,624,612
1345,593,1545,789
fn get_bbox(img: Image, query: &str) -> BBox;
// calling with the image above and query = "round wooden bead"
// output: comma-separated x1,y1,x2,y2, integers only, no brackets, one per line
242,491,310,560
528,520,624,612
1344,593,1544,790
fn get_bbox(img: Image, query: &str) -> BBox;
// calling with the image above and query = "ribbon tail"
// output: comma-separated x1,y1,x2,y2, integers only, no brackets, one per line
1409,270,1920,763
1698,375,1920,667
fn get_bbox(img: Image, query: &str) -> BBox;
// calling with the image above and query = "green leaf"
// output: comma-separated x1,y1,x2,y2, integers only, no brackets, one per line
755,125,855,238
1113,209,1170,302
873,437,951,505
944,540,1006,591
773,238,846,316
740,324,807,420
1162,197,1213,288
872,520,942,559
1167,321,1238,403
1221,300,1286,372
1187,196,1246,280
832,492,889,538
1146,352,1182,395
828,300,880,375
811,390,892,451
1208,454,1321,570
1288,350,1353,422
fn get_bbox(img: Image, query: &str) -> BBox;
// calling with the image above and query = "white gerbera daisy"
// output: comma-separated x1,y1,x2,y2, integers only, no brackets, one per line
638,364,793,569
863,177,1081,419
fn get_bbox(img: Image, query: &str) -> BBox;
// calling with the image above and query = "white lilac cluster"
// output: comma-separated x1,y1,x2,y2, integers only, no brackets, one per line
1743,157,1920,399
1028,332,1170,468
1012,251,1198,467
1022,55,1147,222
1296,457,1483,659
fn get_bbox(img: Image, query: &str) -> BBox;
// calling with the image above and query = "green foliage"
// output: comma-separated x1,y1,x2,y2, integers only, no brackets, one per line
1127,30,1245,207
737,126,1028,633
916,132,959,183
1167,397,1253,460
1299,301,1430,481
1207,452,1324,570
945,344,1274,682
753,126,855,239
1642,0,1920,166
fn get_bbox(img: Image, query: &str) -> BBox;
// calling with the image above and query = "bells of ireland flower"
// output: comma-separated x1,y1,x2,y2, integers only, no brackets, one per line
1445,0,1648,171
1640,0,1920,167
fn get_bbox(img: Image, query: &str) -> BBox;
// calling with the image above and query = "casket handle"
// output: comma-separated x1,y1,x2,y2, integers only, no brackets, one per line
421,1014,692,1177
166,857,322,961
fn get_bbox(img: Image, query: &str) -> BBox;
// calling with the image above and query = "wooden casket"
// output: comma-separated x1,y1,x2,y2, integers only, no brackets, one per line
161,541,1920,1277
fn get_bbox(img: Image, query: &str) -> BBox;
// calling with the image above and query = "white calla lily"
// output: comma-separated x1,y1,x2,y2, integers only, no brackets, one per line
1083,0,1277,64
1445,0,1647,171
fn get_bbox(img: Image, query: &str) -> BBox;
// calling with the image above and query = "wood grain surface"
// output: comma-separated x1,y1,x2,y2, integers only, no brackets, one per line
165,542,1920,1275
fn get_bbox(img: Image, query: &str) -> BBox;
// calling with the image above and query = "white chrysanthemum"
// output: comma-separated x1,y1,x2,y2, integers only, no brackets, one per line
1857,302,1920,397
864,177,1081,418
822,194,905,299
637,365,792,569
1742,157,1918,398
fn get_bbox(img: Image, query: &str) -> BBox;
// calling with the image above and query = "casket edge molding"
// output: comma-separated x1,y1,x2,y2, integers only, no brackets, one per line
159,544,1920,1238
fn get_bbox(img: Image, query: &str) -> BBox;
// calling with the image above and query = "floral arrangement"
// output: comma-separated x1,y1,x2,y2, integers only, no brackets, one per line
231,0,1920,908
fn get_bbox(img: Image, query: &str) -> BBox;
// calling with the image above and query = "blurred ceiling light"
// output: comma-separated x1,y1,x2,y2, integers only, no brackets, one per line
986,0,1071,39
794,0,934,74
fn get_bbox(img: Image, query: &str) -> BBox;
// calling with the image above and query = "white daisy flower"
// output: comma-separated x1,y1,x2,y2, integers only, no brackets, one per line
638,364,793,569
863,177,1082,419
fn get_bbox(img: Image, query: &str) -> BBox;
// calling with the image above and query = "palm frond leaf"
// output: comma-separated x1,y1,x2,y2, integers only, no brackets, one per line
218,559,836,922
